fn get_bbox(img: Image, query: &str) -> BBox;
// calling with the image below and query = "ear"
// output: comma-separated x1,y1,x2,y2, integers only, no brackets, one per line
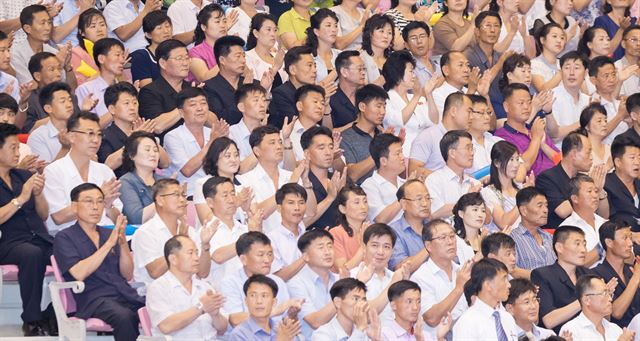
22,24,32,35
332,296,343,310
357,101,367,113
442,64,450,78
604,237,614,251
159,58,168,71
505,303,514,314
43,103,53,115
570,193,579,205
390,300,398,312
237,101,245,113
252,145,261,159
239,254,248,266
97,54,107,66
296,100,304,112
205,197,215,209
33,71,42,83
338,203,346,214
457,209,465,220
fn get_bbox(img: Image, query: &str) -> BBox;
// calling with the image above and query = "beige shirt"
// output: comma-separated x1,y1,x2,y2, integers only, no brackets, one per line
432,14,473,56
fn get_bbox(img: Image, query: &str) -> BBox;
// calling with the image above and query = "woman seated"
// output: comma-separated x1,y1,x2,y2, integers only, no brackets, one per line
306,9,342,83
579,103,614,171
452,192,487,262
329,185,370,272
361,14,395,86
188,4,228,83
71,9,108,85
130,11,173,88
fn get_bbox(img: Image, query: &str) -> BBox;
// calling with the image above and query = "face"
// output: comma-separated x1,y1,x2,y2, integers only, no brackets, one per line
381,142,405,174
359,98,386,126
217,144,241,176
172,237,200,274
156,183,188,216
45,89,74,120
572,180,599,213
400,182,431,220
254,19,278,48
490,247,517,273
305,134,334,169
622,29,640,57
36,57,63,85
239,90,267,122
542,27,567,55
111,92,139,123
505,89,532,123
592,64,618,95
391,289,421,325
0,108,16,124
147,20,173,45
25,11,52,42
451,96,472,130
507,63,532,86
336,288,367,322
459,203,486,230
371,24,393,50
477,16,501,45
485,270,511,302
245,282,277,319
588,29,611,57
279,193,306,226
561,58,586,89
0,135,20,168
254,133,284,163
291,54,317,85
501,152,521,180
293,0,313,8
204,11,228,40
557,232,587,266
303,236,334,268
586,111,608,138
449,137,474,169
221,46,246,75
444,0,468,12
241,242,274,275
584,278,613,316
315,16,338,45
297,91,326,123
444,52,471,87
364,234,394,270
340,191,369,223
521,195,548,227
74,188,105,224
208,181,237,217
425,223,458,261
399,63,417,90
163,47,190,78
551,0,573,16
132,137,160,170
507,290,540,325
571,136,593,172
469,101,491,133
341,56,366,86
180,95,209,125
81,15,108,43
0,38,11,71
614,145,640,179
405,28,429,58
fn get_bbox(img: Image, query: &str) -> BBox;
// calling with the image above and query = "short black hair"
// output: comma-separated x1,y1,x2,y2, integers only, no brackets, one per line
66,111,99,132
588,56,615,78
382,50,415,91
501,54,531,88
39,81,71,107
569,173,594,201
0,31,6,42
142,10,171,43
284,45,314,75
369,133,401,169
202,176,234,199
362,223,396,246
504,278,537,306
164,234,188,267
623,24,640,39
440,130,472,162
28,52,57,77
611,135,640,166
235,83,267,105
599,220,631,252
243,274,278,296
77,9,105,51
552,225,585,255
0,123,20,149
443,92,467,117
329,278,366,300
396,178,424,201
481,232,516,258
561,131,586,156
70,182,103,201
387,280,421,301
474,11,502,28
275,183,307,205
104,82,138,108
355,84,388,111
422,218,450,242
297,229,334,252
294,84,325,104
249,125,280,149
300,125,332,151
236,231,272,256
576,274,603,304
214,35,246,65
402,21,430,42
156,39,186,61
468,94,487,106
20,4,48,28
177,87,207,109
92,38,124,69
335,50,361,77
466,258,508,297
0,94,18,114
151,178,180,202
502,82,530,100
203,137,239,176
626,92,640,114
579,103,607,136
559,50,588,69
515,187,545,207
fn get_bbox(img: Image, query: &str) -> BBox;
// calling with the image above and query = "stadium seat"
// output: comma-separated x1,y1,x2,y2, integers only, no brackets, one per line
138,307,152,337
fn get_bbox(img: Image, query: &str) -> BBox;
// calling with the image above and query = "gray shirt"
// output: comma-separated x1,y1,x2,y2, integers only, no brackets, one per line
340,123,379,185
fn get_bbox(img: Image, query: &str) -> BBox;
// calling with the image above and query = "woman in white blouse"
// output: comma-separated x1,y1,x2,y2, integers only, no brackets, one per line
452,192,487,261
579,103,614,171
491,0,535,57
226,0,265,43
381,50,438,155
305,8,342,82
531,22,566,92
245,13,288,92
361,14,396,86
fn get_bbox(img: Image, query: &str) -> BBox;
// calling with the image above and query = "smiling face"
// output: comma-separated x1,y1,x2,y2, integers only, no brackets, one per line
217,144,241,177
180,95,209,126
363,233,394,271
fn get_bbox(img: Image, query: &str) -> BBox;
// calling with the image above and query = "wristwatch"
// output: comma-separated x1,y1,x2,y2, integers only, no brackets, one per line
195,301,204,314
11,198,21,209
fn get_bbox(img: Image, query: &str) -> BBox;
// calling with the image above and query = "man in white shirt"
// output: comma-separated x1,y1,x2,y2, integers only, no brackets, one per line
271,183,308,281
229,84,267,171
361,133,406,224
132,178,214,290
559,174,607,268
43,111,123,233
504,278,556,341
146,234,229,340
589,56,629,144
290,84,328,161
27,81,73,162
453,258,518,340
0,31,20,102
409,219,471,338
103,0,162,51
615,26,640,97
560,274,635,341
431,51,472,118
312,278,381,340
167,0,211,45
426,130,481,219
467,95,502,173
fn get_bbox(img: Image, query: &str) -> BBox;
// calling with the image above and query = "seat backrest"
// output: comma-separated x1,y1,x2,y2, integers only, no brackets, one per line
50,255,77,314
138,307,152,336
186,201,196,228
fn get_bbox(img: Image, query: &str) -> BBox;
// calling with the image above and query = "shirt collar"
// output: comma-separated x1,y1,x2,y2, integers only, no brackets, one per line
474,297,502,315
45,120,61,138
389,319,413,337
351,122,379,137
441,165,470,183
277,223,305,238
246,317,275,335
329,316,349,339
425,258,457,276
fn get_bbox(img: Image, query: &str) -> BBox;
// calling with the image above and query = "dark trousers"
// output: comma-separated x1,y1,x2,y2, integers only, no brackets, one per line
92,298,143,341
0,237,52,323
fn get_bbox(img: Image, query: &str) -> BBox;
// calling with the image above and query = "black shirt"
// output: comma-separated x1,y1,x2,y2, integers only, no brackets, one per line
535,164,572,229
97,123,128,178
0,168,53,260
329,87,357,128
307,170,339,230
616,126,640,147
203,74,257,125
593,259,640,327
138,75,190,140
268,81,298,129
23,89,81,133
604,172,640,231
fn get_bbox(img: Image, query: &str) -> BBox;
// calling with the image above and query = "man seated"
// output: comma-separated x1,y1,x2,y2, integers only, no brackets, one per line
559,174,607,268
618,88,640,147
362,133,406,224
389,179,432,272
481,232,530,279
287,229,338,340
27,81,74,162
504,278,556,340
560,274,634,340
431,52,471,118
536,132,608,228
593,221,640,328
511,187,557,270
290,84,329,160
549,52,590,144
403,21,438,88
0,31,19,101
330,50,365,128
132,178,213,290
340,84,387,185
409,93,472,176
103,0,161,51
531,225,591,333
146,235,228,339
219,232,295,326
426,130,481,219
271,183,309,281
312,278,381,340
43,111,123,234
604,134,640,231
229,275,302,340
453,258,517,340
615,25,640,97
53,183,144,340
589,56,629,144
410,219,470,337
229,84,267,172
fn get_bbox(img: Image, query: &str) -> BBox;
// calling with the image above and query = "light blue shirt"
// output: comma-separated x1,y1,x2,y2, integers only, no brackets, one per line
220,267,290,315
103,0,148,51
53,0,96,46
229,317,277,341
388,216,426,270
0,71,19,101
75,75,110,117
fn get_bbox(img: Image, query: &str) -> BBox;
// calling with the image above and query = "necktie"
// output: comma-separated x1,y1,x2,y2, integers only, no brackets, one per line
493,311,509,341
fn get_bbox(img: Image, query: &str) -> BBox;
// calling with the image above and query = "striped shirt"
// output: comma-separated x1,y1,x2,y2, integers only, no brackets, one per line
511,224,557,271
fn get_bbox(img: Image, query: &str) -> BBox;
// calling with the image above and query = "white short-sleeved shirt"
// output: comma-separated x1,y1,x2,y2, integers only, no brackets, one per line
361,52,381,84
168,0,210,36
146,271,227,340
469,132,503,174
132,213,201,290
103,0,148,51
270,223,304,273
560,211,606,267
208,216,248,288
220,267,290,315
245,49,288,92
314,49,340,83
43,154,123,233
514,324,556,341
456,235,475,264
432,81,466,122
235,163,293,233
290,120,312,161
498,14,525,54
226,7,263,43
384,89,434,156
426,166,481,214
615,57,640,97
75,76,110,117
599,96,628,145
453,299,519,341
163,123,211,197
481,185,520,233
349,263,394,324
228,119,254,161
531,55,559,84
0,0,37,44
409,123,447,171
27,120,62,163
361,171,405,224
551,83,589,147
11,43,58,85
559,312,623,341
628,313,640,341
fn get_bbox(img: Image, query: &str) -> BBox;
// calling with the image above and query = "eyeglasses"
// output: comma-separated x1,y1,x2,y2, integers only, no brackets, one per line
625,38,640,45
76,198,105,206
403,195,432,203
168,55,190,62
585,291,613,299
159,191,188,199
71,130,103,139
408,34,428,43
429,233,457,242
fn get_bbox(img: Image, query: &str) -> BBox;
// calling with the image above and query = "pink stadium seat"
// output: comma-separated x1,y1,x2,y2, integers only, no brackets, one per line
138,307,153,336
0,264,54,281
